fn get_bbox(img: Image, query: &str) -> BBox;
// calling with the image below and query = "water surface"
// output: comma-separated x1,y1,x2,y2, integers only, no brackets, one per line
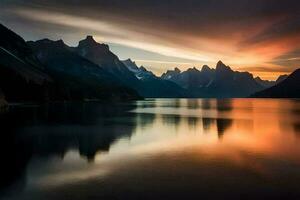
1,99,300,199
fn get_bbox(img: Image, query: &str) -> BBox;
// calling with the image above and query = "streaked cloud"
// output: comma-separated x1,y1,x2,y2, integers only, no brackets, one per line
12,7,216,63
1,0,300,80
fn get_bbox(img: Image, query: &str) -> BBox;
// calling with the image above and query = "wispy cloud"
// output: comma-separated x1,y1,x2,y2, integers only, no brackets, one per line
2,0,300,80
13,8,215,63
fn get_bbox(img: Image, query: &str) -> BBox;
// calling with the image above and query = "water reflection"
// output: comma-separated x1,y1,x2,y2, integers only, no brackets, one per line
1,99,300,200
0,102,138,193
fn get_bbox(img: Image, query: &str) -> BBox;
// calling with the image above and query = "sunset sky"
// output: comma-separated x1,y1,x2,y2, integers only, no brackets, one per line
1,0,300,80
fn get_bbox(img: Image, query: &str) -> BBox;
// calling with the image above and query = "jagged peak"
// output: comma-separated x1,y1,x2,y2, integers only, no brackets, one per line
255,76,273,82
174,67,181,73
238,71,254,79
216,60,225,67
216,60,232,71
55,39,65,45
276,74,288,82
162,67,181,74
201,65,211,71
79,35,97,45
36,38,52,43
140,66,147,71
78,35,109,50
124,58,136,64
254,76,263,81
187,67,200,72
217,60,224,65
33,38,65,47
86,35,96,42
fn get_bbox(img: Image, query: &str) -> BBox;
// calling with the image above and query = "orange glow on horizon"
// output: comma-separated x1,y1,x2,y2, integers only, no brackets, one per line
8,7,300,80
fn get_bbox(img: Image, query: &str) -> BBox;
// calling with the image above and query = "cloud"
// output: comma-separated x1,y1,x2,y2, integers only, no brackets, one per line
1,0,300,79
12,7,217,63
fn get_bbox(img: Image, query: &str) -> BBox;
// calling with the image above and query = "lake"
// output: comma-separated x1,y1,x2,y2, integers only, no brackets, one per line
0,99,300,200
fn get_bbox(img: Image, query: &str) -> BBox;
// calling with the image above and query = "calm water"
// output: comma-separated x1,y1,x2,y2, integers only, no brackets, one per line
0,99,300,200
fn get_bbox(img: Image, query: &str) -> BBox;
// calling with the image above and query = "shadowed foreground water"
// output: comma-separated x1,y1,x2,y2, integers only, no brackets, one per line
0,99,300,200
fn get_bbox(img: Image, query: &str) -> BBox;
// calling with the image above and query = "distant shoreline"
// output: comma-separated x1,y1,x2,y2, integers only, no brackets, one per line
3,97,300,106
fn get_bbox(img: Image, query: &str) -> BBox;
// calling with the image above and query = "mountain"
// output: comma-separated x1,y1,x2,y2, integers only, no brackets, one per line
123,59,155,80
75,37,187,97
2,23,295,100
255,77,275,88
251,69,300,98
255,73,288,88
122,59,187,97
162,66,214,91
28,38,141,100
0,23,54,102
73,36,140,89
276,74,288,83
123,59,139,73
161,67,181,80
204,61,263,97
1,23,140,102
161,61,264,97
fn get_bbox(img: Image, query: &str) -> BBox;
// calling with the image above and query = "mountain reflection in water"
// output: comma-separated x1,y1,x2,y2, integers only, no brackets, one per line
0,99,300,200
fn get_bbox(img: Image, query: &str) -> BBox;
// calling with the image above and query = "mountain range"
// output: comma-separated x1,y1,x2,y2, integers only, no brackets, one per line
252,69,300,98
161,62,290,98
254,74,288,88
0,23,53,102
0,23,299,104
122,59,187,97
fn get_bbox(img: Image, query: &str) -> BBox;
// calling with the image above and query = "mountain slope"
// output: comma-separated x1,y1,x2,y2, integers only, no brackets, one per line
28,39,141,100
252,69,300,98
276,74,288,83
162,66,214,91
255,74,288,88
204,61,263,97
161,61,264,97
74,36,140,89
255,77,275,88
123,59,187,97
76,37,186,97
2,23,293,100
0,23,54,102
123,59,155,80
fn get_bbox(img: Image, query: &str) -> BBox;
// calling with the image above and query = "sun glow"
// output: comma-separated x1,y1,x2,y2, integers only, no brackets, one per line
7,6,300,80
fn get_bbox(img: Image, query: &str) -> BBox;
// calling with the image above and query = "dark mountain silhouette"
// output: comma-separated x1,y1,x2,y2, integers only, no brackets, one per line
123,59,187,97
162,65,215,93
161,61,264,97
123,59,138,70
74,37,186,97
252,69,300,98
0,23,141,102
255,74,288,88
0,24,54,102
161,67,181,80
123,59,155,80
276,74,288,83
1,23,296,100
27,38,141,100
206,61,264,97
73,36,140,89
254,77,275,88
